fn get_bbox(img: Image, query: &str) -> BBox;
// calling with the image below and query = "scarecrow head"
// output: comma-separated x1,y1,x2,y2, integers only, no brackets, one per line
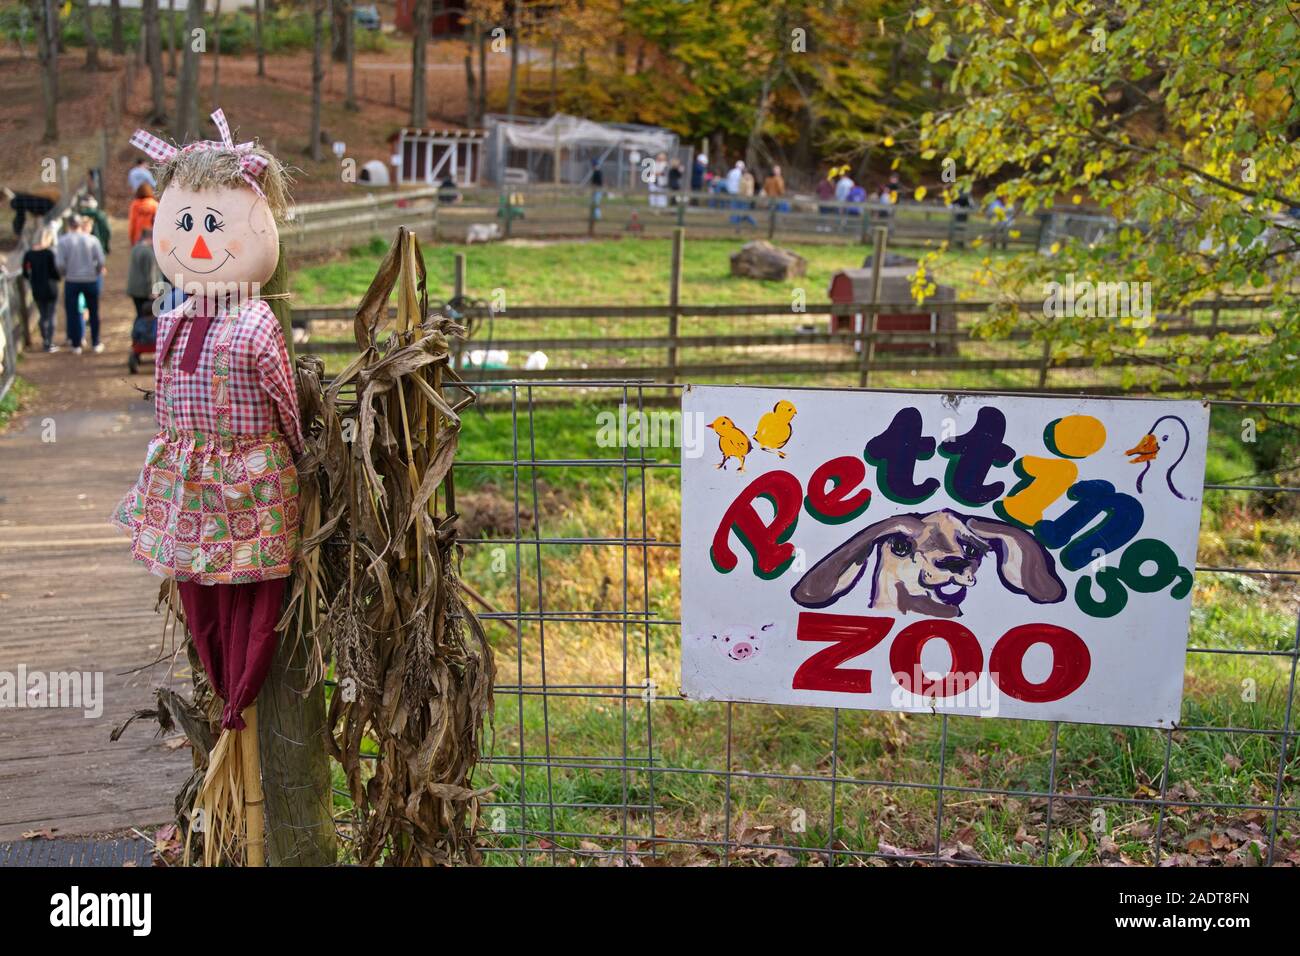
132,110,291,300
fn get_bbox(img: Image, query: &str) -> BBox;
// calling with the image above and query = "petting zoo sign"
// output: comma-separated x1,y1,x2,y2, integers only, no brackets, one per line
680,386,1210,727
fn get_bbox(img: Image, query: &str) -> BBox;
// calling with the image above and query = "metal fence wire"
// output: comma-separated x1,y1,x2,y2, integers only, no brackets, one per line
449,381,1300,867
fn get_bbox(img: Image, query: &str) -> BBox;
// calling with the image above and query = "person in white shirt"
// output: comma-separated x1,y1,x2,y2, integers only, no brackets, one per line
725,161,745,196
835,170,855,203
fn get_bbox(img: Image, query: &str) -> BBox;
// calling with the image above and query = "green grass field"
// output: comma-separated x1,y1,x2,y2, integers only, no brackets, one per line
294,235,993,308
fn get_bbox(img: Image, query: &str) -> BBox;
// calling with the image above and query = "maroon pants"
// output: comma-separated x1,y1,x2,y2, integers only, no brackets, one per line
177,578,287,731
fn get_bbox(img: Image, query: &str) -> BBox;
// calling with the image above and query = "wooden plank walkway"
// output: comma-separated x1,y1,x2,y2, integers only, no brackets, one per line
0,406,191,841
0,836,154,867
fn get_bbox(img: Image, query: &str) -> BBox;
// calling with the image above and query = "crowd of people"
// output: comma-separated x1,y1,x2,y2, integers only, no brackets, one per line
17,158,166,358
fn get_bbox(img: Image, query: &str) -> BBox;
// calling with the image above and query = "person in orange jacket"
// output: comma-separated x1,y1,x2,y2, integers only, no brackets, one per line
128,182,158,247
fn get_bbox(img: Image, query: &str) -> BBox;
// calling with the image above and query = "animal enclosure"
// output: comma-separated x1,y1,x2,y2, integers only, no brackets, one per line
443,382,1299,866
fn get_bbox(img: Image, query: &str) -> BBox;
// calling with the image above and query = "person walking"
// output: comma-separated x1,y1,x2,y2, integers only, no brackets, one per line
762,165,786,198
55,215,107,354
128,183,158,247
77,194,112,255
725,161,745,196
127,227,158,319
738,166,756,198
834,167,856,202
668,159,683,193
691,153,707,192
127,158,157,194
21,226,61,352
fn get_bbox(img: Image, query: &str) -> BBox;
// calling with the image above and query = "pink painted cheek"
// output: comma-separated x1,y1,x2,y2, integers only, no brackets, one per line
225,239,243,257
158,238,173,254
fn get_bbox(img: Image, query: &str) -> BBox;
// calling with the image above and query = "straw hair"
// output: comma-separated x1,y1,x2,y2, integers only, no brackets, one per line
156,143,293,221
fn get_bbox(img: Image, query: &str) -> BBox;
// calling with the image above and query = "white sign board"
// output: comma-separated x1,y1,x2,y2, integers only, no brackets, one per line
680,386,1210,727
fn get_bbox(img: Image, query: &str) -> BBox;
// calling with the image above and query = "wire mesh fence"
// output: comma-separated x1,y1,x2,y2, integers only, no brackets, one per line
452,381,1299,866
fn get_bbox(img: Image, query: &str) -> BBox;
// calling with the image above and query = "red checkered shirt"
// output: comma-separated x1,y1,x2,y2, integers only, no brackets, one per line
155,297,305,456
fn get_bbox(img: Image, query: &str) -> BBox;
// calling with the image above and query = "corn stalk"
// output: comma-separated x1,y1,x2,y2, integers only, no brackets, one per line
291,226,494,865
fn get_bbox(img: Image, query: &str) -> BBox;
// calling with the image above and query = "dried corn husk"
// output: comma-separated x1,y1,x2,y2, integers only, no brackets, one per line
288,227,495,866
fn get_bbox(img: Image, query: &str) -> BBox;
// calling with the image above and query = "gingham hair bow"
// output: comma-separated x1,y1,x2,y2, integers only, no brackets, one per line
129,108,269,199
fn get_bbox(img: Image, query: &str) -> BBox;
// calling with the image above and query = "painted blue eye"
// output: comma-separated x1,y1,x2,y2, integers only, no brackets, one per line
204,213,223,232
176,213,194,231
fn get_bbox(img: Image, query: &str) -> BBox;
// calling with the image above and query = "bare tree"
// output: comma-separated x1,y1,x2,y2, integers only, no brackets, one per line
210,0,222,104
506,0,519,117
32,0,58,142
167,0,178,76
254,0,265,77
309,0,324,161
549,25,558,114
173,0,202,141
343,0,357,111
464,37,477,128
331,0,347,62
144,0,166,124
410,0,428,126
110,0,124,55
477,17,486,121
82,0,100,71
109,0,124,54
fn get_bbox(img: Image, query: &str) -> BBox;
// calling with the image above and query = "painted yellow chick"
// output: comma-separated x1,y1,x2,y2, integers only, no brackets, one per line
752,400,798,458
707,416,752,472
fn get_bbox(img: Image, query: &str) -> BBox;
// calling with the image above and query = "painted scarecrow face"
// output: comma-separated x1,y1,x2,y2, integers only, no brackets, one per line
153,183,279,296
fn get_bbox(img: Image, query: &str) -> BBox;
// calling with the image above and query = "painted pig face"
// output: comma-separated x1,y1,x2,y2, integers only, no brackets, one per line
711,623,773,662
153,184,279,296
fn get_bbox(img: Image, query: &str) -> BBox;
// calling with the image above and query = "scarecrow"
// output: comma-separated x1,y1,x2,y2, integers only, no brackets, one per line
111,109,299,866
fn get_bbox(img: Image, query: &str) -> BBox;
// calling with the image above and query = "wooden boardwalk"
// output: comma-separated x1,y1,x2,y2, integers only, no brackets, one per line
0,402,191,841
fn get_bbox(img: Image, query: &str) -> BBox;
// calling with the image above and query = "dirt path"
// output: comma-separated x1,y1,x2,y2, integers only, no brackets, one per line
0,215,191,841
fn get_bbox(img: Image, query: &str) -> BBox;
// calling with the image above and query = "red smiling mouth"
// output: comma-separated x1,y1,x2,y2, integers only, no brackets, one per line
170,249,234,274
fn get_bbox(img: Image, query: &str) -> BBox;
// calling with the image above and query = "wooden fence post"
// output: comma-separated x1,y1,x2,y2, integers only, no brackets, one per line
668,226,684,382
1037,337,1052,389
858,226,888,387
258,243,336,866
768,203,778,240
452,252,466,371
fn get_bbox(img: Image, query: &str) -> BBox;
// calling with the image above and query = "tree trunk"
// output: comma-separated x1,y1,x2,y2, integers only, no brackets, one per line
409,0,428,126
745,71,773,171
309,0,324,160
167,0,177,76
174,0,202,141
144,0,166,124
343,0,357,110
33,0,58,143
464,39,477,128
549,30,557,114
254,0,265,77
210,0,222,105
506,1,519,117
110,0,123,55
331,0,347,62
476,22,486,120
82,0,100,70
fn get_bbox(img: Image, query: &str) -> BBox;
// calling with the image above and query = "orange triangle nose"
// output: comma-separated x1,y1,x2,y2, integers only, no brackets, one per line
190,235,212,259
